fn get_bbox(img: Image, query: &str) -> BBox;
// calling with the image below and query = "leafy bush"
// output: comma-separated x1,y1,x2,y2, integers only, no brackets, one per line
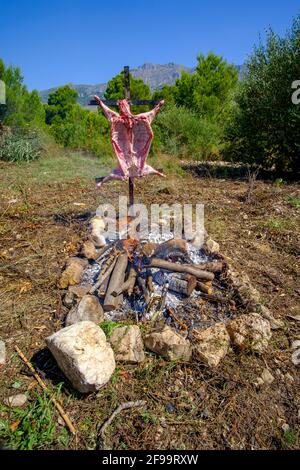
224,15,300,174
153,104,222,160
45,85,113,163
104,70,151,113
153,53,238,124
0,129,42,163
0,59,45,128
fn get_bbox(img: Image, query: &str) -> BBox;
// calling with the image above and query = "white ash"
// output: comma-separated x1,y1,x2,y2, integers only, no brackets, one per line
148,231,174,244
77,231,212,319
80,261,101,285
187,243,209,264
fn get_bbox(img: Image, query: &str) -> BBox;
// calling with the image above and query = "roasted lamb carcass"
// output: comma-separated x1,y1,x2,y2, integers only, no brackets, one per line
94,96,165,186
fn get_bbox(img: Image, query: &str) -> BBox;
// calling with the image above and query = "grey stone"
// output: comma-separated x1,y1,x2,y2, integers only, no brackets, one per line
259,305,284,330
227,312,271,354
59,257,88,289
80,240,97,260
261,368,275,385
65,294,104,327
110,325,145,363
144,324,191,361
228,269,261,309
193,322,230,367
205,238,220,254
63,291,75,308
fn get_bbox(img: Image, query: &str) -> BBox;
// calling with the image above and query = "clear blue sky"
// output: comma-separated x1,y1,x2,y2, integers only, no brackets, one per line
1,0,299,90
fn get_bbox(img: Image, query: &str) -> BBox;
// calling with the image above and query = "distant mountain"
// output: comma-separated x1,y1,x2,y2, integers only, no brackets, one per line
130,62,195,90
39,82,107,107
39,62,243,107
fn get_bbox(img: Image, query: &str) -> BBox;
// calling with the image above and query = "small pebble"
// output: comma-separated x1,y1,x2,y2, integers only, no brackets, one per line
261,368,275,385
4,394,27,407
285,373,294,383
165,403,176,414
282,423,290,433
200,409,210,419
57,416,65,426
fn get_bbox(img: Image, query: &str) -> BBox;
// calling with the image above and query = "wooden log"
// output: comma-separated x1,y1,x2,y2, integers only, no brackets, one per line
146,269,154,293
137,276,150,304
192,261,225,274
98,275,110,297
153,239,188,260
96,243,112,262
111,266,137,297
89,254,119,294
200,293,228,304
126,266,137,296
104,254,128,311
168,275,197,296
112,266,137,297
142,242,158,257
146,258,214,281
196,281,213,295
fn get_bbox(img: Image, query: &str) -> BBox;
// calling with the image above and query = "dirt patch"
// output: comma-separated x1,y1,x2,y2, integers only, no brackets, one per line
0,158,299,450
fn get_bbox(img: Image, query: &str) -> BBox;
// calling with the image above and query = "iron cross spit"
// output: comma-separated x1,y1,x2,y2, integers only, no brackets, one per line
94,96,165,187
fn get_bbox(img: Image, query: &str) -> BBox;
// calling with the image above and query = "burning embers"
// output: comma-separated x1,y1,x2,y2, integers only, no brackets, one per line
60,222,236,334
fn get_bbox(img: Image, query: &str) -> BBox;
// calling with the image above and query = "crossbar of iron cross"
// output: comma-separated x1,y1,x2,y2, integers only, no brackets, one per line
89,65,161,208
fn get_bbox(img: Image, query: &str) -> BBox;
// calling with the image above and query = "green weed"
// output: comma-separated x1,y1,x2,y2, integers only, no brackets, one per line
287,196,300,209
0,386,68,450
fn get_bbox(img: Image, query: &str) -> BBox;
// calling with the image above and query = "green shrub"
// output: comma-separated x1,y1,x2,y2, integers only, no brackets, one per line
153,104,221,160
224,15,300,174
0,129,42,163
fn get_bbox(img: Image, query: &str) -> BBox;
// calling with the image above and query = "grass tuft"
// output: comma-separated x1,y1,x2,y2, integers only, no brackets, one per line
0,385,69,450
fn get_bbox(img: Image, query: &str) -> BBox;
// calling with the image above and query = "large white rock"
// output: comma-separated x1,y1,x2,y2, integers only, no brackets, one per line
144,325,191,361
65,294,104,327
227,313,271,354
193,322,230,367
110,325,145,363
46,321,115,393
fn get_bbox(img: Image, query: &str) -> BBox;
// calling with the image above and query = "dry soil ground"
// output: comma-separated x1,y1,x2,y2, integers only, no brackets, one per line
0,152,299,450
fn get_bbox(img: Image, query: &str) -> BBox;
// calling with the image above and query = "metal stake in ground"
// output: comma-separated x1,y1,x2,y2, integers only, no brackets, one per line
123,66,135,208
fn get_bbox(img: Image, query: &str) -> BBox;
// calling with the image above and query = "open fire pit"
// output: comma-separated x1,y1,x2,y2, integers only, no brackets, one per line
65,223,235,334
43,214,276,394
44,93,277,395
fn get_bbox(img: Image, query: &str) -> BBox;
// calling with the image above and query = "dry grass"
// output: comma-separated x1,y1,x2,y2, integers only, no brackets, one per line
0,153,299,450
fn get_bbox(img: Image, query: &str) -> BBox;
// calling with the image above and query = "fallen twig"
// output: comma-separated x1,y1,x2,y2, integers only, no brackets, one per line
15,345,76,435
167,307,188,331
97,400,146,448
